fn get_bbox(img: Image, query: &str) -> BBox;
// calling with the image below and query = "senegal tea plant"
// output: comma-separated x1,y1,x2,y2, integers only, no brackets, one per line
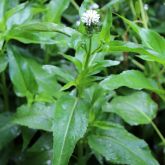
0,0,165,165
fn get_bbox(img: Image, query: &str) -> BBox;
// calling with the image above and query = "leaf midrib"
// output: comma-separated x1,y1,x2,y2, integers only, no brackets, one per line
56,97,79,165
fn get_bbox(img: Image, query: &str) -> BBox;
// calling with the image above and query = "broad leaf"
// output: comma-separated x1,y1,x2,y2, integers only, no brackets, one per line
0,113,20,150
7,45,37,98
45,0,70,23
42,65,75,83
88,121,159,165
100,70,164,94
5,3,33,30
104,91,158,125
13,103,55,132
53,94,88,165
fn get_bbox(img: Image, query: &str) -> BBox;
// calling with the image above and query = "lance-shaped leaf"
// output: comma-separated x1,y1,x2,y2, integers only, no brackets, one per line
53,94,88,165
104,91,158,125
100,8,112,42
119,15,165,55
103,40,165,65
118,15,165,64
7,45,38,97
100,70,164,94
7,22,78,44
13,103,55,132
88,121,159,165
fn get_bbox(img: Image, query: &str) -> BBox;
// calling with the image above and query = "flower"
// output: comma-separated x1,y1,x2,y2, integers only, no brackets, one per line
81,10,100,26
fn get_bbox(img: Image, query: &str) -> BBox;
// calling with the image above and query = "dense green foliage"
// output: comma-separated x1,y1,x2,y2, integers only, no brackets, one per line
0,0,165,164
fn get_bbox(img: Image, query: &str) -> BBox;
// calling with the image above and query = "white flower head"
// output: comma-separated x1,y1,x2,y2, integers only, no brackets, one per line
81,10,100,26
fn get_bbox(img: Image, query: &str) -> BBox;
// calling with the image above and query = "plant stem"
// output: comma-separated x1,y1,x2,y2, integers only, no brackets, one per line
1,72,9,111
71,0,79,11
129,0,136,19
77,140,84,165
138,0,148,28
150,121,165,145
84,36,92,69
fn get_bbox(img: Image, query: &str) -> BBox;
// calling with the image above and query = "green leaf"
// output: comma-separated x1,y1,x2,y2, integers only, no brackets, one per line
42,65,75,83
5,3,33,30
89,60,120,75
7,45,38,98
88,121,159,165
27,62,61,98
0,113,20,150
104,91,158,125
105,40,156,55
100,8,112,42
102,0,124,10
103,40,165,64
100,70,164,94
119,16,165,63
21,127,36,151
19,134,52,165
13,103,55,132
0,54,8,73
7,22,78,44
53,94,88,165
44,0,70,23
0,0,6,22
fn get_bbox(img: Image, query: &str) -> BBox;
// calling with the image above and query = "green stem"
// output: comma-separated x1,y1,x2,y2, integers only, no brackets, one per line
129,0,136,19
44,52,50,64
84,36,92,69
150,121,165,145
71,0,79,11
138,0,148,28
77,140,84,165
1,72,9,111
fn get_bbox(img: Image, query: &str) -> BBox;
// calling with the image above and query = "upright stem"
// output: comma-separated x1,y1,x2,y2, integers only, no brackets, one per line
151,121,165,145
71,0,79,11
138,0,148,28
84,36,92,69
129,0,136,19
1,72,9,111
77,140,84,165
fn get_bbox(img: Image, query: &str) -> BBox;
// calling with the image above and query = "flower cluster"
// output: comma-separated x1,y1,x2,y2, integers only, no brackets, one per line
81,10,100,26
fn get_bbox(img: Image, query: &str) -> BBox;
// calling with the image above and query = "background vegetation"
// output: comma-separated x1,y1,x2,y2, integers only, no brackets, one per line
0,0,165,164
